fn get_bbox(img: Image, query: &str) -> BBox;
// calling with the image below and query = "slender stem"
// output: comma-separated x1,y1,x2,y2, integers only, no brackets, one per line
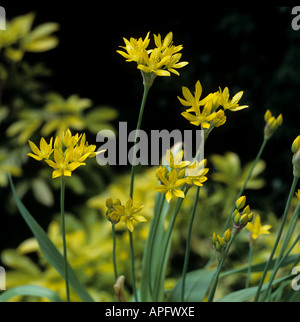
112,223,118,282
207,235,236,302
60,177,70,302
153,194,185,301
246,237,253,288
180,186,200,301
127,83,151,302
129,230,138,302
254,176,299,302
129,84,151,199
222,138,268,233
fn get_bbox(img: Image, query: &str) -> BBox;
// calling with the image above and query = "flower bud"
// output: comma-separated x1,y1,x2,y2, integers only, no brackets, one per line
224,229,231,243
234,212,241,224
292,136,300,154
240,213,249,226
235,196,246,210
217,235,225,247
248,212,254,223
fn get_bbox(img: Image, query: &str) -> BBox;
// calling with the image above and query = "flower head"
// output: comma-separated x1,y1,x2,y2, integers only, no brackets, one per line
117,31,188,81
28,129,105,179
246,214,271,240
114,198,146,232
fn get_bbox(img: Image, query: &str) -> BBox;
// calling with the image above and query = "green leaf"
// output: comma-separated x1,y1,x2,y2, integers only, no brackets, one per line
218,275,292,302
168,268,216,302
0,285,63,302
8,175,94,302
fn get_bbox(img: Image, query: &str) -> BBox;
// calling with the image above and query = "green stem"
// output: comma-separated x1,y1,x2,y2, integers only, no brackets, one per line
153,194,185,301
60,177,70,302
207,234,236,302
254,176,299,302
112,224,118,282
129,84,151,199
129,230,138,302
180,186,200,301
246,237,253,288
222,138,268,233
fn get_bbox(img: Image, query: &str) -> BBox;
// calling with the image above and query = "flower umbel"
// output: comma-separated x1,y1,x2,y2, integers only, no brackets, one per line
28,129,105,179
231,196,254,235
117,31,188,79
246,214,271,240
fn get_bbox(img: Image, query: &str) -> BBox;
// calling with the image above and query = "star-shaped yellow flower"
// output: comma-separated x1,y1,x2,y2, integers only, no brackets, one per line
218,87,249,112
155,169,186,203
246,214,271,240
114,198,146,232
27,137,53,161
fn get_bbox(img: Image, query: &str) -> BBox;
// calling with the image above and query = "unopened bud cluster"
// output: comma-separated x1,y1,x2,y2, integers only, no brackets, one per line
264,109,282,140
292,135,300,178
211,229,231,261
232,196,253,235
105,197,121,224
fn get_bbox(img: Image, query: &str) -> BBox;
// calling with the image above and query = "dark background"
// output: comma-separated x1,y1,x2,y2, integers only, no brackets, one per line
1,3,300,250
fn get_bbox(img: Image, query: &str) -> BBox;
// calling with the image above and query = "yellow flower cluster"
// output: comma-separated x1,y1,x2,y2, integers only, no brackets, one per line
178,80,248,129
155,150,209,203
232,196,254,235
105,197,147,232
28,129,104,179
264,109,283,140
117,32,188,79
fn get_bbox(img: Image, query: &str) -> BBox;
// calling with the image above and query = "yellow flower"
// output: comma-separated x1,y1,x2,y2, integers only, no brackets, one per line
165,150,190,169
246,214,271,240
181,100,217,129
137,47,171,76
116,32,151,64
114,198,146,232
155,169,186,203
27,137,53,161
218,87,248,112
177,80,203,108
45,147,84,179
185,159,209,187
296,189,300,200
